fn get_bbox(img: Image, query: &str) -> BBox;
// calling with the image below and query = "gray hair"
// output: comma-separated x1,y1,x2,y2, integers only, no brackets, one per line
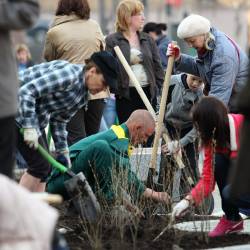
205,32,215,51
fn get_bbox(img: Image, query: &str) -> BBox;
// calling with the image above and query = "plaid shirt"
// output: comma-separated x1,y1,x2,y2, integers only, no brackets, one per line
16,60,88,152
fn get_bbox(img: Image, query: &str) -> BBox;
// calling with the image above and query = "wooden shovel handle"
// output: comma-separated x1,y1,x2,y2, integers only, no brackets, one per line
32,193,63,204
150,42,176,171
114,45,184,170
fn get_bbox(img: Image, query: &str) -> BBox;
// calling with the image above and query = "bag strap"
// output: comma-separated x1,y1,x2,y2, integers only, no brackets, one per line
225,35,240,62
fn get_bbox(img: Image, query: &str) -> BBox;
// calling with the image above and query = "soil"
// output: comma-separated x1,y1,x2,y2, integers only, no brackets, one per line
56,203,250,250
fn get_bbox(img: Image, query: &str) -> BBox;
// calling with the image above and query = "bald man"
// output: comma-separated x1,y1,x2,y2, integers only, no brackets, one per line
47,110,169,209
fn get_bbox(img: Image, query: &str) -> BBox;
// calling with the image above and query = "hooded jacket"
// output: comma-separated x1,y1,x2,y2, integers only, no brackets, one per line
165,73,203,147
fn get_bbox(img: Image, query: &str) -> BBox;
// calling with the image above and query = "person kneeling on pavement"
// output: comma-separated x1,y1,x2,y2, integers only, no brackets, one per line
171,97,245,237
47,110,170,213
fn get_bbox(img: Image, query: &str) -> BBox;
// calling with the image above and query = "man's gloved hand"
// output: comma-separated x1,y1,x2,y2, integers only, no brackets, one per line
23,128,39,149
172,199,190,219
167,43,181,61
56,150,71,168
162,140,180,155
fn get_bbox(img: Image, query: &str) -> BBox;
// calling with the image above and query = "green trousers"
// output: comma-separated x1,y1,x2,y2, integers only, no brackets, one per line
47,140,115,201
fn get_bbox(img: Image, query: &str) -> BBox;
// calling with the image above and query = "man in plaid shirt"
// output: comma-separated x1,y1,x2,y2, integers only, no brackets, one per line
16,51,119,192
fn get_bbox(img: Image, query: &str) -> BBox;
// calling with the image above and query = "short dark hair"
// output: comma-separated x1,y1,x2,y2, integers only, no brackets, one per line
143,22,157,33
192,96,230,149
56,0,90,19
155,23,167,35
143,22,168,36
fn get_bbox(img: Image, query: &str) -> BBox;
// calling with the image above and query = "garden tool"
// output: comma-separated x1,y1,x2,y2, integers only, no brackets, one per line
20,129,101,223
31,192,63,205
114,45,185,187
112,48,214,213
148,42,176,187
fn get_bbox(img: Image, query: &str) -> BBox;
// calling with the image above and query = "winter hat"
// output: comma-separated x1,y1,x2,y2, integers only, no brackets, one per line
177,14,211,39
91,51,119,90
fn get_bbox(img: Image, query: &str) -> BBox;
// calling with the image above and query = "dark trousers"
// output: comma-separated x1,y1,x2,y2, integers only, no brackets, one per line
223,185,250,209
16,125,50,181
116,86,152,124
214,153,241,221
67,99,105,146
0,116,15,178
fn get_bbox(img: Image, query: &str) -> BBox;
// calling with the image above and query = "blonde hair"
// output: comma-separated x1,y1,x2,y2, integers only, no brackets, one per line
204,32,215,50
15,44,32,60
115,0,144,32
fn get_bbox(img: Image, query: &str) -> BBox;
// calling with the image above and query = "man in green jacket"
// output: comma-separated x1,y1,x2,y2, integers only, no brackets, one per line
47,109,169,208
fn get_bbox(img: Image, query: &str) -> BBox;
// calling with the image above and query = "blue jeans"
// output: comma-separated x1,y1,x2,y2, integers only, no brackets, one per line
99,98,116,131
52,231,69,250
16,150,28,169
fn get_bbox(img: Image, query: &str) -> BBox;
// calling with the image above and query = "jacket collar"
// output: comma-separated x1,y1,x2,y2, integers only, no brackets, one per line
51,14,83,28
116,31,148,42
197,28,216,59
120,123,130,138
156,34,167,45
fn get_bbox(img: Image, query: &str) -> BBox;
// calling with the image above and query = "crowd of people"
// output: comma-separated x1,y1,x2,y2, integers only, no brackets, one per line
1,0,250,248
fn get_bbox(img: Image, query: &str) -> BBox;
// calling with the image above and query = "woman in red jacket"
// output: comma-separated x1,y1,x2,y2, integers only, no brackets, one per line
171,96,244,237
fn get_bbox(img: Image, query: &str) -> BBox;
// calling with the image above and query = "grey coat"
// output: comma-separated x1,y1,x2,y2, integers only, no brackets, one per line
165,74,203,147
0,0,39,118
176,28,248,111
105,31,164,99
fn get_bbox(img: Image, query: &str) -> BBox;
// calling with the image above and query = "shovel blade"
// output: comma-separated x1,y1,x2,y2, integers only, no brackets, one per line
64,172,101,223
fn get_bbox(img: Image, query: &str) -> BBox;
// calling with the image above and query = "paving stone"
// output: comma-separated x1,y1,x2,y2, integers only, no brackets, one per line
174,219,250,234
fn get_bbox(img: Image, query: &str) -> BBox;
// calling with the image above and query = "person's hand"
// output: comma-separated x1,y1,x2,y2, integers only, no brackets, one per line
23,128,39,149
167,43,181,61
123,199,145,218
56,150,71,168
159,192,171,204
132,205,145,218
162,140,180,155
172,199,190,219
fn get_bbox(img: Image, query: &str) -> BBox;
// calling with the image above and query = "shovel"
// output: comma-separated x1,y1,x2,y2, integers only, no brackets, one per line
38,144,101,223
114,46,184,186
148,42,176,187
20,129,101,223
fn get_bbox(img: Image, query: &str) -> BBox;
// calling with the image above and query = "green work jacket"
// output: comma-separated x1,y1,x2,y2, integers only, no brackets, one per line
69,123,146,200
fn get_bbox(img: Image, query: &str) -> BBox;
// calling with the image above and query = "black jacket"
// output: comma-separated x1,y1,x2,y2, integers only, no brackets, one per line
105,31,164,100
